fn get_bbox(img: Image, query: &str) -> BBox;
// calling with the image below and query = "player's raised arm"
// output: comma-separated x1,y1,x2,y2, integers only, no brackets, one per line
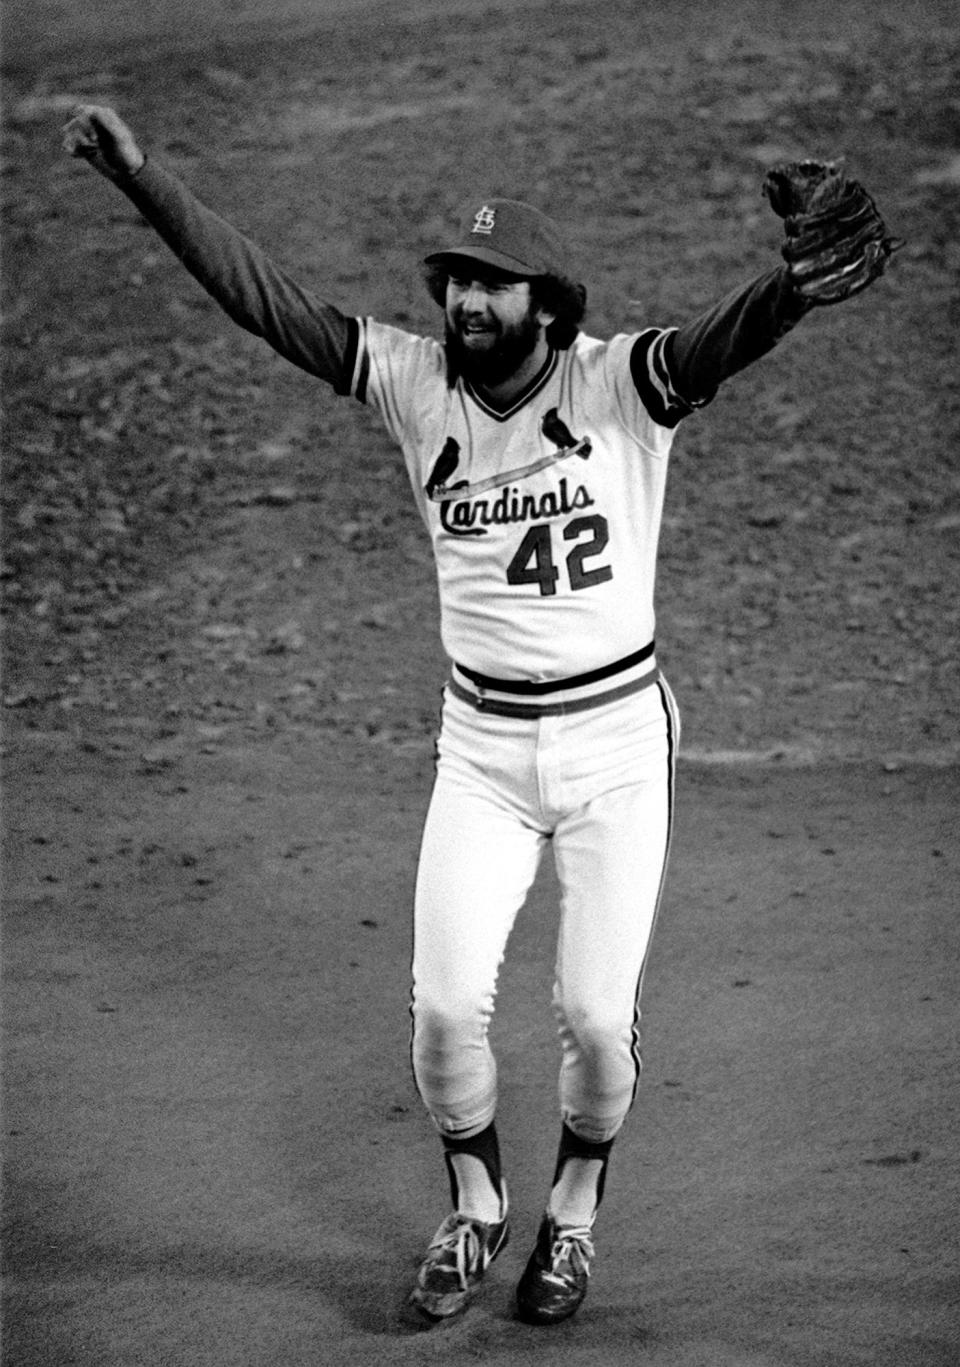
62,105,357,393
658,265,809,410
658,159,899,410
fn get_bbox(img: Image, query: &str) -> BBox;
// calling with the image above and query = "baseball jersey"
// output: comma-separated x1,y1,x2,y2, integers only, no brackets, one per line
347,321,689,679
122,160,810,685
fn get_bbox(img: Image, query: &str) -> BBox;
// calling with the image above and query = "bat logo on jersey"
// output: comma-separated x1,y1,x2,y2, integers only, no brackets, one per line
431,408,595,535
471,205,497,235
426,409,592,506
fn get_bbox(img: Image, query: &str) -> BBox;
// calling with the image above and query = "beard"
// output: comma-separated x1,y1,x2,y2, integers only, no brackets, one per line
444,308,542,389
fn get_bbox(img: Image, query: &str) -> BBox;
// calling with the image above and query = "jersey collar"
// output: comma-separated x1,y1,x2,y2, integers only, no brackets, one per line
464,348,558,421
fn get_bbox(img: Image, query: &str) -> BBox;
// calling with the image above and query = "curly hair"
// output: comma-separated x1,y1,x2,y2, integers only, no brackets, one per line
423,264,587,351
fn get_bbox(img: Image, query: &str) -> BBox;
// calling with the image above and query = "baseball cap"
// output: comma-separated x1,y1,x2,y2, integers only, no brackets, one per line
424,197,572,279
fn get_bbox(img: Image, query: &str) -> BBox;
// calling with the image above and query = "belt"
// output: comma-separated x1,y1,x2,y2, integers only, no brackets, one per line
455,640,655,695
449,641,659,718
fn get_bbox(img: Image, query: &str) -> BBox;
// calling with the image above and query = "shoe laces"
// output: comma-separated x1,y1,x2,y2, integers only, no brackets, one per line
427,1215,487,1290
548,1224,595,1280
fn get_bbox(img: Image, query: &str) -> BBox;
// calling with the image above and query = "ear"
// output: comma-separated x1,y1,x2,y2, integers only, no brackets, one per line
534,303,557,329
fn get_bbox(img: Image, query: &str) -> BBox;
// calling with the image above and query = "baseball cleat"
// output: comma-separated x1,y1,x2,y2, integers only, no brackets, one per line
515,1216,594,1325
407,1211,510,1320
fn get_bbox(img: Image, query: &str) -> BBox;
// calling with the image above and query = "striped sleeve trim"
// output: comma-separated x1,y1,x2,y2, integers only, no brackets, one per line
629,327,711,429
343,316,371,403
335,317,362,396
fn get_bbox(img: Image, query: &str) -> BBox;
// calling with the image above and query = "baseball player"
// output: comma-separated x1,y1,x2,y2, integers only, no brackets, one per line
63,105,895,1325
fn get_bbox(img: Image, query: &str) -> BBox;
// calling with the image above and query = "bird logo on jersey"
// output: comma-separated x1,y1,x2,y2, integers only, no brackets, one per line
541,410,591,459
425,437,463,500
425,408,592,503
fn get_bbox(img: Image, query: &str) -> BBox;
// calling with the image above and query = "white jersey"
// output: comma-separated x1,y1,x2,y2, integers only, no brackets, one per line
347,320,688,682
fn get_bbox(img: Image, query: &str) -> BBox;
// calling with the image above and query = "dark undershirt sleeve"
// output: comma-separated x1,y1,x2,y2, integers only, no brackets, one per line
629,266,811,426
666,266,811,405
119,158,358,393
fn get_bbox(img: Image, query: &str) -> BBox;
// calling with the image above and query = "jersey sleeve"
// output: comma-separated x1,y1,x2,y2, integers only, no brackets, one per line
577,330,695,450
121,159,357,392
341,316,447,453
627,327,702,430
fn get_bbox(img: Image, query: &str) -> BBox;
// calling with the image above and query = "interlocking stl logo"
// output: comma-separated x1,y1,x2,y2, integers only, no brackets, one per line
471,205,496,235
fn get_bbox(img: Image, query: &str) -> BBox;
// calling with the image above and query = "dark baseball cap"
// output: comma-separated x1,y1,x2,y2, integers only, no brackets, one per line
424,197,571,279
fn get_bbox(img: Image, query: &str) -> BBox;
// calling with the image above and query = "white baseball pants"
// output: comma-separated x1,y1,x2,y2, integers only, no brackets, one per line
410,675,679,1144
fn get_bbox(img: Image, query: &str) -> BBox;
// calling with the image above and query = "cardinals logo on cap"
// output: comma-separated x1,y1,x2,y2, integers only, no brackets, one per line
471,205,497,235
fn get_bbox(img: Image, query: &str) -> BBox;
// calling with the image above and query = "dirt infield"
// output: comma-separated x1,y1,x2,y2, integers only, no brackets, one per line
3,1,959,1363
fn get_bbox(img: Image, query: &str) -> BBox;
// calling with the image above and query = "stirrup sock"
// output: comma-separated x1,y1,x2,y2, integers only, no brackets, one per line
442,1122,505,1222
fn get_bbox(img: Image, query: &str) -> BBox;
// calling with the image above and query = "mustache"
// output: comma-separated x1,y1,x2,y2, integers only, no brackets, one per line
450,311,500,334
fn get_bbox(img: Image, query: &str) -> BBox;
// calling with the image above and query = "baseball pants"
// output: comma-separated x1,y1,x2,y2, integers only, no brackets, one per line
410,675,679,1145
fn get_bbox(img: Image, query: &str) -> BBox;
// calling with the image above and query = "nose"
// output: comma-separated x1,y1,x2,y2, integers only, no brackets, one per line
460,281,490,315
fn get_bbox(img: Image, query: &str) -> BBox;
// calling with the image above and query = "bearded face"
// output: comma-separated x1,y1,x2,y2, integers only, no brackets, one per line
444,273,545,387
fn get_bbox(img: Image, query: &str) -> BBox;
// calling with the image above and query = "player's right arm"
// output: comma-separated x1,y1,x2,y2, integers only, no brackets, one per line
62,105,356,392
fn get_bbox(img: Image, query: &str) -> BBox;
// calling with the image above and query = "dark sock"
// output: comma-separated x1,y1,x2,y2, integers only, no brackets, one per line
551,1123,615,1214
442,1122,503,1211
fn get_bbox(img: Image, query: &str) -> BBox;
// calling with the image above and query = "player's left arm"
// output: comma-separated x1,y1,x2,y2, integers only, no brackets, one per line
661,266,809,408
646,159,899,412
625,266,809,428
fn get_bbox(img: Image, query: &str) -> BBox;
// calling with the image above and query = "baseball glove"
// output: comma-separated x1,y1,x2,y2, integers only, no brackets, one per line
762,159,900,305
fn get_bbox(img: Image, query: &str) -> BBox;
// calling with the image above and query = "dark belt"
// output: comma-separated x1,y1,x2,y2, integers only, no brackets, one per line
448,667,660,718
454,640,656,697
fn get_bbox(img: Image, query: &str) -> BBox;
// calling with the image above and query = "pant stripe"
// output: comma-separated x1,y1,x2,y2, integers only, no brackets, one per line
407,684,447,1111
627,676,680,1097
